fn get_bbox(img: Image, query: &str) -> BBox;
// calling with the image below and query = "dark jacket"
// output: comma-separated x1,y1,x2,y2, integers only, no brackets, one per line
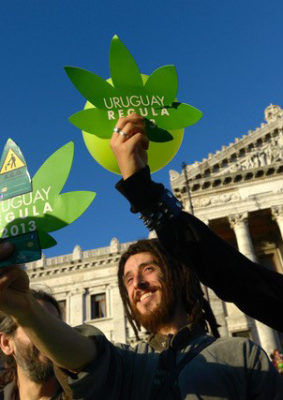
116,166,283,332
65,324,283,399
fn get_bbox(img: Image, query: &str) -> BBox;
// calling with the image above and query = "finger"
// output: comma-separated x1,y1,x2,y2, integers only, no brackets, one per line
113,121,144,146
114,114,145,133
111,114,146,149
0,265,27,292
0,266,19,290
122,120,145,136
0,265,23,277
0,273,14,291
128,132,149,150
0,242,14,261
141,135,149,150
131,133,149,150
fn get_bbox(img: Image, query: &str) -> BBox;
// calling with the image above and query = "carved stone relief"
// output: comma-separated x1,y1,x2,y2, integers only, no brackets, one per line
217,133,283,176
264,104,283,123
193,192,240,208
209,126,283,178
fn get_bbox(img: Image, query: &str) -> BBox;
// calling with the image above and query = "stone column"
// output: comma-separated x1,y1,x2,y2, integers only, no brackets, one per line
110,284,127,343
271,205,283,239
199,218,227,336
228,213,257,262
69,288,86,326
206,287,229,337
229,213,280,355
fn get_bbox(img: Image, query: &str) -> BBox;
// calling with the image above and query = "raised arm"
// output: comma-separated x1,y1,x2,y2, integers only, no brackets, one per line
0,242,96,370
110,114,283,332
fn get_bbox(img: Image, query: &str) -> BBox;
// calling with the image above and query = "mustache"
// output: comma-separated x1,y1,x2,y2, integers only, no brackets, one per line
133,285,160,304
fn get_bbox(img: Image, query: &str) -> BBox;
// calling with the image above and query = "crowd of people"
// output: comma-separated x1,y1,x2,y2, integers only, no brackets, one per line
272,349,283,375
0,113,282,399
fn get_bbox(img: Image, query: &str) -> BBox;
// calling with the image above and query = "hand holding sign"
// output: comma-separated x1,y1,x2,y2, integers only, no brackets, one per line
65,35,202,174
110,113,149,180
0,142,96,267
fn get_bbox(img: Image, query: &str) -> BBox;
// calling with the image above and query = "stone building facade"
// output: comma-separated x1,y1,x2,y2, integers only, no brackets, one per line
27,105,283,355
169,104,283,355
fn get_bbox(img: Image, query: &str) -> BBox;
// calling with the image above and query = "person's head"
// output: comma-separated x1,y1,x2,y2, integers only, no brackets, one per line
118,239,205,337
273,349,281,359
0,289,61,386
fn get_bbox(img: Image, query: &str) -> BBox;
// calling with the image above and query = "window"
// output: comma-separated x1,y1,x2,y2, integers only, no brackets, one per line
91,293,106,319
232,330,251,339
58,300,66,322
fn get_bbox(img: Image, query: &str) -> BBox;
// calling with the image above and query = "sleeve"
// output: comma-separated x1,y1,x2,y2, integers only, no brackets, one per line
57,324,129,400
116,167,283,332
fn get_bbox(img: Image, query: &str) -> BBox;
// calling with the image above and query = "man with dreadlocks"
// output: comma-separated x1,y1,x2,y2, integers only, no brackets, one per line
0,111,282,398
111,113,283,333
118,238,218,340
0,242,281,399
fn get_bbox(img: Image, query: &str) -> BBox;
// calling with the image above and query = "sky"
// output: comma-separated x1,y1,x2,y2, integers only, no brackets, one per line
0,0,283,259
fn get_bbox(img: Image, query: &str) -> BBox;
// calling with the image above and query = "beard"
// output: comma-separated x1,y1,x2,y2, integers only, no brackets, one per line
131,281,177,333
14,342,54,383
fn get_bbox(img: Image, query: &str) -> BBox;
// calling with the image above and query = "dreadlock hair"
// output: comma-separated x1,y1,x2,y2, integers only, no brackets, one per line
118,238,209,340
0,289,61,388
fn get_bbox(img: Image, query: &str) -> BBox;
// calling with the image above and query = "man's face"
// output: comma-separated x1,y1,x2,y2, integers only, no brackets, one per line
123,252,176,332
12,299,59,383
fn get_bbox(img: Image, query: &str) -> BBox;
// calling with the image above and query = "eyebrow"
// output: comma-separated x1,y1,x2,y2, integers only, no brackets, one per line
123,260,159,282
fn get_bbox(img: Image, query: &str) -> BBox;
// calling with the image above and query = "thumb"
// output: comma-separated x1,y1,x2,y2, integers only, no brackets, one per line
0,242,14,261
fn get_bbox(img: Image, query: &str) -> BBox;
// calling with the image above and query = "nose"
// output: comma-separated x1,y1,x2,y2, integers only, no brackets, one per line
133,273,147,289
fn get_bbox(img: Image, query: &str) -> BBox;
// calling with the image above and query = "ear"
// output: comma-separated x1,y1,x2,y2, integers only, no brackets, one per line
0,333,14,356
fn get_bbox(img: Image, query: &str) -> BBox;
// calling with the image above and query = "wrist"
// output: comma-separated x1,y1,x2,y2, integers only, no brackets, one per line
116,166,164,213
139,189,183,231
118,160,145,180
13,293,39,327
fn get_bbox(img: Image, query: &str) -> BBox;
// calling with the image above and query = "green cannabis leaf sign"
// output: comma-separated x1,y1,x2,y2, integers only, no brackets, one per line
65,35,202,173
0,142,95,249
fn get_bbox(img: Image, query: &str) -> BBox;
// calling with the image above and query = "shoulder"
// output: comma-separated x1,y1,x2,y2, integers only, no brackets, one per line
202,336,270,368
74,323,137,354
75,324,154,352
205,335,258,352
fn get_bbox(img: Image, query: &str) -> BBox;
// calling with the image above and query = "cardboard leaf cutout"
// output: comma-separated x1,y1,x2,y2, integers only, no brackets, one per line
0,139,32,200
65,35,202,173
109,35,143,89
32,142,73,195
0,142,96,249
0,139,42,267
152,103,203,130
49,192,96,229
145,119,173,142
38,229,57,248
69,108,113,138
144,65,178,105
0,230,42,267
64,67,116,109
